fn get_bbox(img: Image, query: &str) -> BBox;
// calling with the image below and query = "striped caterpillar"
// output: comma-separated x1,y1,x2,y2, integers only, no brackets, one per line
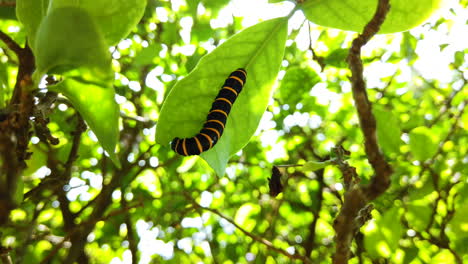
171,68,247,156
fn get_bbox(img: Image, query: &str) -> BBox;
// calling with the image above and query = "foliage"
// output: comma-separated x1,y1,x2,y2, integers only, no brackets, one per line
0,0,467,264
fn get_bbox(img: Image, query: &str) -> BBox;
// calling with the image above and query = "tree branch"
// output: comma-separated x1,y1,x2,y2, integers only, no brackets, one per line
0,33,35,226
332,1,392,263
346,0,393,200
0,30,22,55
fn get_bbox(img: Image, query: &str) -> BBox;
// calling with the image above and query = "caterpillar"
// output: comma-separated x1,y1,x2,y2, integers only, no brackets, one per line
171,68,247,156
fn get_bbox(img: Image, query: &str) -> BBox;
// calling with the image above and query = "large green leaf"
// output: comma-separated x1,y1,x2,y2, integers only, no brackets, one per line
33,7,112,83
49,78,120,167
374,105,402,155
17,0,145,49
16,0,50,48
406,203,432,231
408,126,438,161
156,18,288,175
364,207,403,258
50,0,147,45
301,0,445,33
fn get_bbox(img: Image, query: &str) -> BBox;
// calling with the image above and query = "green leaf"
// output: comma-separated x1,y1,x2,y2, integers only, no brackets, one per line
200,0,231,16
400,32,418,62
0,6,16,20
191,19,215,43
301,0,445,33
49,0,147,46
402,246,419,264
303,160,332,172
374,105,402,155
156,18,288,175
406,203,432,231
277,66,320,107
33,7,112,84
12,175,24,206
49,78,120,168
160,21,180,46
324,48,349,68
0,61,8,107
407,176,435,201
408,126,438,161
16,0,50,48
453,50,465,68
364,208,403,258
24,143,48,176
380,207,403,253
401,113,425,131
430,250,456,264
453,237,468,256
134,43,161,66
448,203,468,251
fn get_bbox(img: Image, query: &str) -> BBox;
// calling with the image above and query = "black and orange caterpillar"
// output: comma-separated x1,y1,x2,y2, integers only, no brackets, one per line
171,68,247,156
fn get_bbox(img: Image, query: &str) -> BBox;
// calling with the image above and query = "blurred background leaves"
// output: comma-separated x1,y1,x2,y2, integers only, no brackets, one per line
0,0,466,263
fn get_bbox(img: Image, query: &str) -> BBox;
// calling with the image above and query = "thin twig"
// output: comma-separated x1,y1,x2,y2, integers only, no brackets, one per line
0,30,22,55
274,164,303,168
120,111,156,127
307,22,325,70
192,201,312,264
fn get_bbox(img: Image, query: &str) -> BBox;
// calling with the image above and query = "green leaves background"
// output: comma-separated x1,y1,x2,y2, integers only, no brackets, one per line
2,0,465,263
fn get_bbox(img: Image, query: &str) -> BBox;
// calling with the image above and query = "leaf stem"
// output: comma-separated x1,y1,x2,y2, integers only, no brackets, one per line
274,164,303,168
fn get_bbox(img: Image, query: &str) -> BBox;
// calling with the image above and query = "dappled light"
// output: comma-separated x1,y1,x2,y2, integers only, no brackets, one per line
0,0,466,264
